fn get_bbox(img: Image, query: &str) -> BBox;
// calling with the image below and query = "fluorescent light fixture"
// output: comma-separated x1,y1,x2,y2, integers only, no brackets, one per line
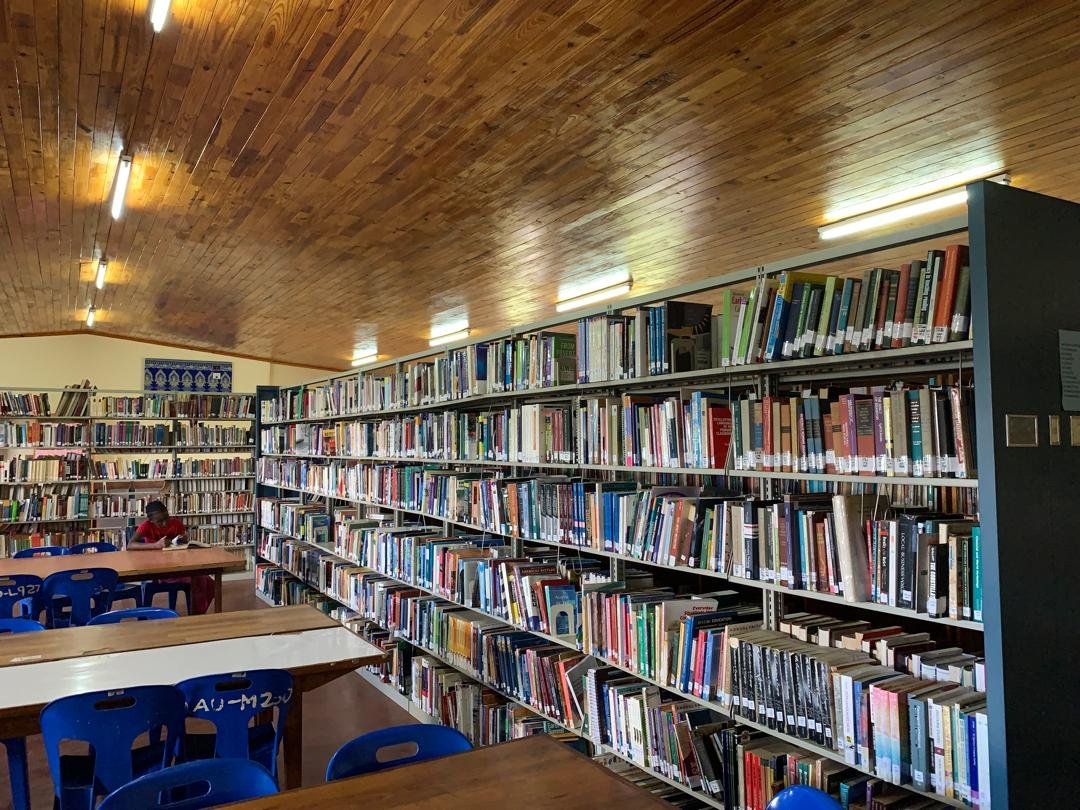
95,260,107,290
351,352,378,367
111,155,133,220
149,0,171,32
86,306,96,328
429,328,470,347
555,281,633,312
825,163,1005,222
818,172,1010,240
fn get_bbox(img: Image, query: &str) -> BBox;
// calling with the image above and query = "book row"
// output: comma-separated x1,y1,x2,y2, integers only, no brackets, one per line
0,528,118,557
0,387,88,417
0,492,89,523
188,523,252,546
89,395,256,419
258,381,976,482
91,422,253,448
91,491,253,518
0,422,88,448
1,455,86,483
89,457,255,481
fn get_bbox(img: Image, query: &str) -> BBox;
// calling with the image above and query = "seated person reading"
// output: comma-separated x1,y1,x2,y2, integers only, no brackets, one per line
129,500,215,614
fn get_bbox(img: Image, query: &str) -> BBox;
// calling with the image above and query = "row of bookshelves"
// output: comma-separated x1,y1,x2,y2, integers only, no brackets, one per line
257,508,984,791
249,557,725,809
257,481,984,635
254,535,968,808
259,334,972,426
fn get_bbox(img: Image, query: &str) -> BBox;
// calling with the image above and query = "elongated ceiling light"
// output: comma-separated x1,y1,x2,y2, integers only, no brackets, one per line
818,170,1009,240
95,260,107,290
111,155,133,220
150,0,171,32
429,328,470,347
86,306,96,328
351,352,378,367
555,280,633,313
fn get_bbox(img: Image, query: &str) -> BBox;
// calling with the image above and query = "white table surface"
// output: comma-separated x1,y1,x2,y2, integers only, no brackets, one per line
0,626,383,710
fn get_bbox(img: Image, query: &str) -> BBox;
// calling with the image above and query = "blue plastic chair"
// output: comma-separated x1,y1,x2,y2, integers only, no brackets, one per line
88,607,179,625
68,542,119,554
97,758,278,810
40,685,187,810
0,618,45,634
766,785,843,810
13,545,69,558
1,738,31,810
69,543,144,607
325,724,472,781
41,568,119,627
0,617,42,810
177,670,293,780
143,580,191,613
0,574,43,620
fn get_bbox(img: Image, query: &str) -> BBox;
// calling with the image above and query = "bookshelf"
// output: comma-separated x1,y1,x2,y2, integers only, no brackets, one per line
254,183,1077,808
0,388,257,565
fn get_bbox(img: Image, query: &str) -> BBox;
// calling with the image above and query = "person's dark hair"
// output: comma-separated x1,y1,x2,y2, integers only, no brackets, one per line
145,500,168,517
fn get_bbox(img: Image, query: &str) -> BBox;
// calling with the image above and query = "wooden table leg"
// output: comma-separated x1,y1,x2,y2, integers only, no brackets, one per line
282,686,304,789
214,572,223,614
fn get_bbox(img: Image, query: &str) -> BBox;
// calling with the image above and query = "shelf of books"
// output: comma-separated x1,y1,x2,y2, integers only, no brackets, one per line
254,183,1080,808
0,387,258,563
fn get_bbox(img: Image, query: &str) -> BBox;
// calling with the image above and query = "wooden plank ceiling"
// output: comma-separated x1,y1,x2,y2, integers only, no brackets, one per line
1,0,1079,370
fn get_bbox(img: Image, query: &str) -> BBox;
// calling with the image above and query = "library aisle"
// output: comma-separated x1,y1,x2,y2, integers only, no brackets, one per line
0,580,414,809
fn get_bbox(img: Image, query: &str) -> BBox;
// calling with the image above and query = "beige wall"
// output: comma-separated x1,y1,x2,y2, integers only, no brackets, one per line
0,334,322,392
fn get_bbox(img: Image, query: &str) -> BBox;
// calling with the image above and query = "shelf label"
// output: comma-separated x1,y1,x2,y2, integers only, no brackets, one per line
1059,329,1080,411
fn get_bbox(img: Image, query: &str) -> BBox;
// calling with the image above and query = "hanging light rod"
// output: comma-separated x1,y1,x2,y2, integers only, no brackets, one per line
95,259,107,290
818,171,1010,240
555,280,634,313
149,0,171,32
111,155,133,220
429,328,470,347
85,306,96,328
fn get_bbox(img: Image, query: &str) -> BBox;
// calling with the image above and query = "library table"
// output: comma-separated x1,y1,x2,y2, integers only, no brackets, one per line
0,547,245,613
0,608,386,790
224,734,672,809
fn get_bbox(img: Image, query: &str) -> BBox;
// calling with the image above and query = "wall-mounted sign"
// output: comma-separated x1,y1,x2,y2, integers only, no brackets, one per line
143,359,233,392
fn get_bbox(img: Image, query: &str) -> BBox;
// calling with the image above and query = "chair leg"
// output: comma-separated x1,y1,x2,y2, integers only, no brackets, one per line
3,737,30,810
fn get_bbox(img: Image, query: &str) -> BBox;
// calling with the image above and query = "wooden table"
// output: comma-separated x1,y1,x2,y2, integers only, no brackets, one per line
0,548,246,613
224,735,671,809
0,606,386,790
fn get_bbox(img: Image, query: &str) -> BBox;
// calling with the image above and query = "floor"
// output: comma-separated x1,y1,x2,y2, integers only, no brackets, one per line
0,578,414,809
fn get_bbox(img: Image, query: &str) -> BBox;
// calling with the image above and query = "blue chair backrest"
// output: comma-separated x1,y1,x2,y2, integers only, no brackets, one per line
40,685,187,804
0,617,44,634
325,724,472,781
42,568,119,627
0,575,43,618
69,542,119,555
13,546,68,558
766,785,843,810
177,670,293,776
88,607,179,625
97,758,278,810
